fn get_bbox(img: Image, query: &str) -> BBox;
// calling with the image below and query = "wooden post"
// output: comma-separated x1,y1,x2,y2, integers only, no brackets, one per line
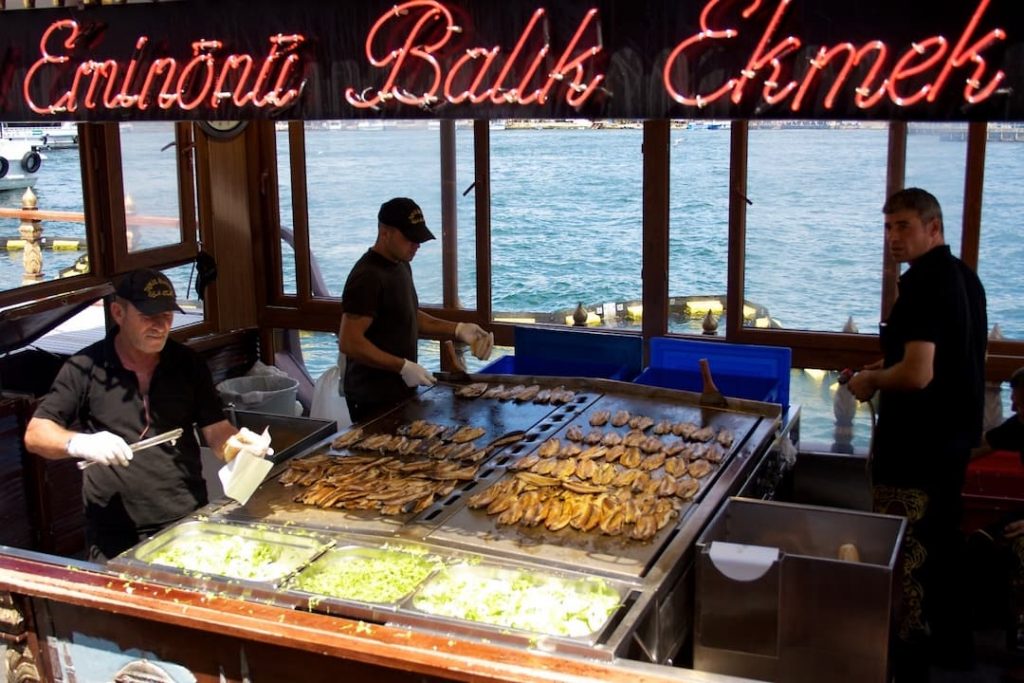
18,188,43,285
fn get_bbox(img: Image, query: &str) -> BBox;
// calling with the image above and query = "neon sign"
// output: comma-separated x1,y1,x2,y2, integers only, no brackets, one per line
23,20,305,114
14,0,1010,119
662,0,1006,111
344,1,604,109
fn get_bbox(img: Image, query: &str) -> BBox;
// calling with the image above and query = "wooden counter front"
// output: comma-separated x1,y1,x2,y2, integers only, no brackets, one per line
0,550,718,683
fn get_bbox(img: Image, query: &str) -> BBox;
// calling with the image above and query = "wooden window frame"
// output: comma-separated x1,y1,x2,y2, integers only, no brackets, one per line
264,119,1023,381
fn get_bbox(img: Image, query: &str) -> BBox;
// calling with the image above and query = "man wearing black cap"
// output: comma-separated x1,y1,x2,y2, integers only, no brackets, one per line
339,197,493,423
25,268,248,561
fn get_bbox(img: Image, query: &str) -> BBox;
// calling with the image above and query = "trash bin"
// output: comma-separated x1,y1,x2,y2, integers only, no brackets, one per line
694,498,905,683
217,375,299,416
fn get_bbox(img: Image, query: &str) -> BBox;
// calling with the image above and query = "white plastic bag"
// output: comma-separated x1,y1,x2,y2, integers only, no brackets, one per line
310,365,351,429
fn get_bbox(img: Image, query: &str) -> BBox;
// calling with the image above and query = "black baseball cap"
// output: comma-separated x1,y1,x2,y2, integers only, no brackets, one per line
378,197,435,243
115,268,183,315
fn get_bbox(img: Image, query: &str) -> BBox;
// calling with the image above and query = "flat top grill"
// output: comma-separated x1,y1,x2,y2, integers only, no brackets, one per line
221,381,767,580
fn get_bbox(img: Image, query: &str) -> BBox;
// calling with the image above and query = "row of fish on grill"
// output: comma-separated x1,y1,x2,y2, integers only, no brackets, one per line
279,454,478,515
455,382,577,404
278,420,526,516
466,410,736,541
328,420,524,464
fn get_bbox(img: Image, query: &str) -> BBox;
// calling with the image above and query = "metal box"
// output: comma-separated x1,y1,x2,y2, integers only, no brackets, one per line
694,498,905,683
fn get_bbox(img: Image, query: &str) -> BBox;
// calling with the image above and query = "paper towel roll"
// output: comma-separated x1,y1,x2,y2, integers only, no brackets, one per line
708,541,779,581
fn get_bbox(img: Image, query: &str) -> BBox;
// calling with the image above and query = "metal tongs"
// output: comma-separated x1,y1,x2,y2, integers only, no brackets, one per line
76,427,185,470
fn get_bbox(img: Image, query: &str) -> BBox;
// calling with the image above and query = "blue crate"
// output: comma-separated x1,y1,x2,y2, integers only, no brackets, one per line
479,327,642,381
635,338,791,407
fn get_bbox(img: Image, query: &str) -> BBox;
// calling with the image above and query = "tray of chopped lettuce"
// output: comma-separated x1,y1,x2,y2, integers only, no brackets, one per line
281,544,445,615
401,562,628,644
110,520,332,590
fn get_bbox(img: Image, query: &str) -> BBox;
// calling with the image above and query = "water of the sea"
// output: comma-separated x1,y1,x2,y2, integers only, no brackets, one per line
3,122,1020,449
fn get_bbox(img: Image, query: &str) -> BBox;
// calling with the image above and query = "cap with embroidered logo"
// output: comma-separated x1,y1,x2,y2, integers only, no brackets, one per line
378,197,435,243
115,268,183,315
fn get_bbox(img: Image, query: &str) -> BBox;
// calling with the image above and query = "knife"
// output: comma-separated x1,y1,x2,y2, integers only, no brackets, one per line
76,427,185,470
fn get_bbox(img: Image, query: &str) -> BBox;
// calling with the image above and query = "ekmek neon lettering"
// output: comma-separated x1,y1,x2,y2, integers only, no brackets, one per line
662,0,1006,112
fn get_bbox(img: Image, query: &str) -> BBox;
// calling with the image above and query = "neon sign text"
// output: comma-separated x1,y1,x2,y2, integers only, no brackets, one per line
23,20,306,114
663,0,1006,111
345,1,604,109
15,0,1010,119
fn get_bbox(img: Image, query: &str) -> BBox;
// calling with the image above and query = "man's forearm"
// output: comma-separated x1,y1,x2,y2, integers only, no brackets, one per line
24,417,75,460
869,359,932,393
341,335,404,373
417,310,457,337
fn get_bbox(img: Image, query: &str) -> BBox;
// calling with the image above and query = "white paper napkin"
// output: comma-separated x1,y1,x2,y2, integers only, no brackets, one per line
218,428,274,505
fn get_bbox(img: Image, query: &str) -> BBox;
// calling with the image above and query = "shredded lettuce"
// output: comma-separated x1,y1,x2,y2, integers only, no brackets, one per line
145,533,314,582
412,564,621,638
289,548,442,604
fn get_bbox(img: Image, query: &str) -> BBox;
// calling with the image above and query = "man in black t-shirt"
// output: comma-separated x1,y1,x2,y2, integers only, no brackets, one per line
848,188,988,677
339,198,493,423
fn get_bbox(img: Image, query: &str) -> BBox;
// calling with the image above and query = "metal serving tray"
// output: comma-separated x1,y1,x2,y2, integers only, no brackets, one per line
109,519,333,600
391,560,638,661
279,540,447,620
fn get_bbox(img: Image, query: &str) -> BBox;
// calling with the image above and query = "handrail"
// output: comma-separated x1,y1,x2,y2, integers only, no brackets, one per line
0,207,179,227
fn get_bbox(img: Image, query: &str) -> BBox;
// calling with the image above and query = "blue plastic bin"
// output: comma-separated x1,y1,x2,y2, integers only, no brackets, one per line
480,326,642,381
634,338,791,407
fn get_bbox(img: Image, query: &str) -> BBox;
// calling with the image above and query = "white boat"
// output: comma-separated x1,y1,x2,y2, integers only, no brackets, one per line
0,122,78,149
0,139,43,192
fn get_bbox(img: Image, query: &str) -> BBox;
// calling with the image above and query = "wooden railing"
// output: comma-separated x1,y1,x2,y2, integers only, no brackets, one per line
1,188,179,284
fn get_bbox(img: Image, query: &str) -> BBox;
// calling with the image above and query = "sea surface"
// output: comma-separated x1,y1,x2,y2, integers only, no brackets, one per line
3,122,1020,448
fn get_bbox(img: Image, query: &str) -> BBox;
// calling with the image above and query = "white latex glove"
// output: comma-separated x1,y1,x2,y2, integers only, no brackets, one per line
67,431,133,467
400,359,436,387
455,322,494,360
224,427,275,462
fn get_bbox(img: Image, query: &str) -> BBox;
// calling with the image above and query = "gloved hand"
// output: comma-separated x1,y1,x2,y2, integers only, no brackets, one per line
400,359,436,387
224,427,275,462
67,431,133,467
455,322,494,360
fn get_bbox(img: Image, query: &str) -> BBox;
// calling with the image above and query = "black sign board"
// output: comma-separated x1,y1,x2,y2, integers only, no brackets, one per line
0,0,1019,121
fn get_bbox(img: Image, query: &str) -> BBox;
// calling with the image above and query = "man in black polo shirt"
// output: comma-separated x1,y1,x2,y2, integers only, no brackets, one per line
25,268,254,561
339,197,493,423
848,188,987,677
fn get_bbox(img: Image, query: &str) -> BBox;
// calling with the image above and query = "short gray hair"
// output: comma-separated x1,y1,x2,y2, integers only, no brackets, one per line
883,187,944,234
